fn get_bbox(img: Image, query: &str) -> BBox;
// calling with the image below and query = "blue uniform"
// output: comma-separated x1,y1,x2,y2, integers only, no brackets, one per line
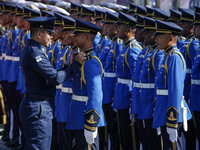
54,45,70,120
65,47,106,130
177,36,185,49
93,32,101,56
48,39,61,68
2,26,18,81
16,30,30,94
95,35,109,57
180,34,199,100
8,28,23,83
153,45,192,128
131,45,150,115
113,37,142,109
137,45,164,119
102,37,123,104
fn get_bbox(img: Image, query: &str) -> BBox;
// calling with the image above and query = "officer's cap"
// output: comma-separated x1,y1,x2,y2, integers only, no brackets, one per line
103,11,118,24
22,7,40,19
128,2,136,13
61,16,75,31
154,20,183,36
76,4,82,16
15,5,24,16
142,17,156,32
192,12,200,25
153,8,169,21
69,2,79,12
38,2,47,10
167,9,181,22
53,6,69,16
47,4,54,11
122,7,129,14
73,19,101,35
40,10,54,17
54,13,64,27
133,15,145,28
115,11,136,27
9,4,16,15
194,6,200,13
80,5,95,17
28,16,56,33
94,9,104,21
2,3,11,14
146,6,154,17
178,9,194,22
134,4,146,16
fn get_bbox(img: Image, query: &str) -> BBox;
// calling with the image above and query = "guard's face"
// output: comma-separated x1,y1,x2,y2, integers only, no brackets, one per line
70,11,78,19
143,29,156,45
117,24,128,39
40,30,53,47
103,24,108,36
135,28,144,42
5,13,12,24
81,16,91,22
16,16,24,28
193,25,200,39
23,18,30,30
63,30,74,46
155,34,170,50
95,20,103,29
73,33,86,48
179,22,192,37
106,24,117,38
54,26,64,40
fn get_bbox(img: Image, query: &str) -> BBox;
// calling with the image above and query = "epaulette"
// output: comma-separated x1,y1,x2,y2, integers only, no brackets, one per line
62,46,70,66
51,39,60,64
185,38,194,59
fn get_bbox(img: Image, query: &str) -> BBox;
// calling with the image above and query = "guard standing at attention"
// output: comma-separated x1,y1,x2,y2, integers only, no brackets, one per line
153,20,192,150
19,17,86,150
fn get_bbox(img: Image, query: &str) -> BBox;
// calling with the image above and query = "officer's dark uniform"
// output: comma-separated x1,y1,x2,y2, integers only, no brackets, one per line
19,17,82,150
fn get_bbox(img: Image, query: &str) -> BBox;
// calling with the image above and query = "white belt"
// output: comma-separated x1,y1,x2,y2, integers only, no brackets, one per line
117,78,132,84
0,56,2,60
61,87,73,93
191,79,200,85
5,56,13,60
133,82,140,88
72,94,88,102
2,53,6,57
141,83,155,89
186,69,191,74
156,89,168,95
56,84,62,89
12,57,20,61
104,72,116,78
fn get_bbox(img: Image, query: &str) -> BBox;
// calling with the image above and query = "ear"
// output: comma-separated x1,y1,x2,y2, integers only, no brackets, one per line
90,17,94,22
37,31,42,39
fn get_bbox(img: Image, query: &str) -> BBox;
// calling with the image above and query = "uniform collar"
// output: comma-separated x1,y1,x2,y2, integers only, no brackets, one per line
150,43,157,51
61,44,66,50
112,36,117,42
71,46,78,52
123,37,135,48
83,47,94,54
186,34,193,41
164,44,177,55
27,39,47,52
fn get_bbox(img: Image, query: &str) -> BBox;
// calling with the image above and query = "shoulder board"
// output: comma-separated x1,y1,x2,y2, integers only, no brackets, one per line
151,49,159,70
51,41,59,64
186,38,194,59
63,47,71,66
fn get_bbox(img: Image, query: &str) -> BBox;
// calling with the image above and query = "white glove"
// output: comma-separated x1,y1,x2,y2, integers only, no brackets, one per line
157,127,161,135
130,114,135,122
84,129,97,145
166,127,178,142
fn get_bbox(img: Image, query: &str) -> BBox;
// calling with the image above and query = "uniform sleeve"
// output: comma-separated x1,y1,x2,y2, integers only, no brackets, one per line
84,59,103,131
128,46,141,78
166,55,184,129
27,51,81,85
190,39,199,63
115,42,123,58
154,50,164,77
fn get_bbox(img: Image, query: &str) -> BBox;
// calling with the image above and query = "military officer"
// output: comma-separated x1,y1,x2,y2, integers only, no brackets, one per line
68,2,79,19
190,11,200,149
65,19,106,150
114,12,142,150
19,17,86,150
153,20,192,150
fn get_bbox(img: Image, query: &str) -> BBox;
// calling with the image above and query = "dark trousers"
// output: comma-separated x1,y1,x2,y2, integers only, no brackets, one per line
144,118,161,150
102,103,120,150
51,118,58,150
56,122,74,150
71,129,99,150
1,81,11,134
118,108,139,150
161,124,184,150
19,97,54,150
193,111,200,148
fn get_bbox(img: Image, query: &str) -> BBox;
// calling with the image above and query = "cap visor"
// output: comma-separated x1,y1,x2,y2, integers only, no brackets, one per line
46,28,55,33
153,32,165,36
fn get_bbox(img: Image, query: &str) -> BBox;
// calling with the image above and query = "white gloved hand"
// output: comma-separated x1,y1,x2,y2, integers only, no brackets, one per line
84,129,98,145
157,127,161,135
166,127,178,142
113,109,118,112
130,114,135,122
